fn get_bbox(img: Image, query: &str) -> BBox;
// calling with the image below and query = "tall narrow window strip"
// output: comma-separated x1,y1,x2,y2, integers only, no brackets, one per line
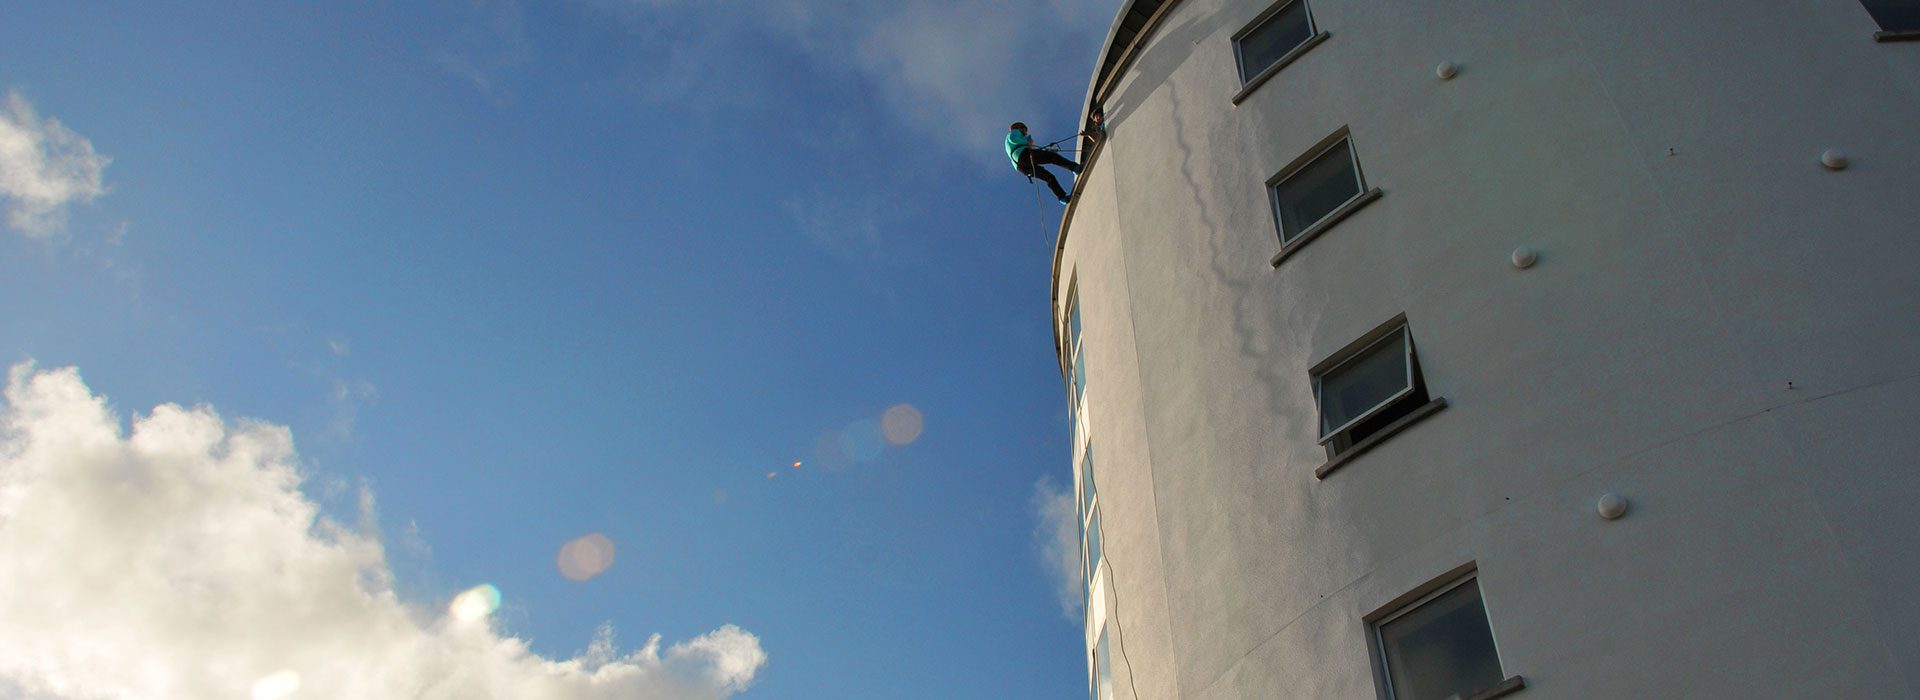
1066,291,1088,433
1080,449,1097,523
1070,297,1084,348
1073,358,1088,409
1235,0,1314,83
1080,447,1102,608
1315,328,1414,441
1863,0,1920,31
1376,577,1505,700
1092,626,1115,700
1083,504,1103,595
1076,499,1089,611
1273,139,1364,244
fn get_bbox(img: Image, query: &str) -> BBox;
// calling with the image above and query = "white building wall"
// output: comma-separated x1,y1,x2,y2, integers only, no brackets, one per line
1065,136,1185,700
1054,1,1920,698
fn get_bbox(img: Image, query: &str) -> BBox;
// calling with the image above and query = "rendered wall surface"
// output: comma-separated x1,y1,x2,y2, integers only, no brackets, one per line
1054,1,1920,698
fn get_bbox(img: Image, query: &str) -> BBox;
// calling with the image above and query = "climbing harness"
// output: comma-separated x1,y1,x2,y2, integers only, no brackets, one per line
1020,136,1080,183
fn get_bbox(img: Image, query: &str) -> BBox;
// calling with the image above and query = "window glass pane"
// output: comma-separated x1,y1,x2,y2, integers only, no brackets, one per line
1067,295,1086,431
1237,1,1313,81
1083,505,1102,593
1865,0,1920,30
1076,508,1088,596
1071,351,1088,438
1094,627,1115,700
1317,329,1411,437
1380,579,1504,700
1080,450,1097,523
1073,352,1087,406
1274,141,1362,242
1070,297,1083,349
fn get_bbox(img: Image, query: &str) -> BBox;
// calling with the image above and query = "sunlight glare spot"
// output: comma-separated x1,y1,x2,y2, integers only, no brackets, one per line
840,418,886,462
881,404,924,445
251,670,300,700
449,583,501,623
557,533,617,582
813,430,852,472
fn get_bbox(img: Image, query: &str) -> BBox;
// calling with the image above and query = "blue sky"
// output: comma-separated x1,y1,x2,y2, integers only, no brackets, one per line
0,1,1115,697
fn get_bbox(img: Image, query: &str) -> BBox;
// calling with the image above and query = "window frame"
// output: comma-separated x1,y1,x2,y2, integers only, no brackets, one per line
1313,326,1416,444
1267,130,1384,267
1063,282,1089,437
1230,0,1332,104
1089,623,1114,700
1309,315,1448,479
1366,571,1522,700
1862,0,1920,40
1080,453,1102,599
1064,285,1082,387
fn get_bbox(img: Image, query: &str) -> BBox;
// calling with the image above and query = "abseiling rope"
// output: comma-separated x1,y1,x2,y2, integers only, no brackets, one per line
1096,510,1145,700
1030,172,1055,244
1022,138,1084,246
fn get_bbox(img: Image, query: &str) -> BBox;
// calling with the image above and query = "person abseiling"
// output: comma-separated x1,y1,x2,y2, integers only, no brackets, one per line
1006,122,1081,205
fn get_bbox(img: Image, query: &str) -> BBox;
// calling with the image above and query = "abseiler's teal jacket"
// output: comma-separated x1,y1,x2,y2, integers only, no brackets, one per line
1005,130,1033,169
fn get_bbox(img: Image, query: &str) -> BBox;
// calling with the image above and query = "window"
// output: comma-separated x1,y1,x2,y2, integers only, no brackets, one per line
1065,287,1089,436
1314,321,1432,451
1372,575,1519,700
1271,135,1374,248
1316,325,1419,443
1080,449,1103,597
1234,0,1317,84
1090,625,1115,700
1863,0,1920,35
1309,317,1446,477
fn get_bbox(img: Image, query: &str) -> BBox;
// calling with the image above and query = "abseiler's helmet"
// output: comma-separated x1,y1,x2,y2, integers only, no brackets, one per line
1010,122,1027,132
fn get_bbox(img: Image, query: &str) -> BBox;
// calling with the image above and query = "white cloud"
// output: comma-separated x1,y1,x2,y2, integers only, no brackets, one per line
784,189,892,262
435,0,533,104
0,90,109,238
843,0,1114,160
326,378,378,441
1031,475,1083,621
587,0,1117,259
0,362,766,699
604,0,1118,164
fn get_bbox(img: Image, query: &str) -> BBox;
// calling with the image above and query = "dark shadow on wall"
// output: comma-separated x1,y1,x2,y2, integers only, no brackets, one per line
1118,76,1323,700
1099,3,1297,423
1101,10,1237,135
1161,74,1310,440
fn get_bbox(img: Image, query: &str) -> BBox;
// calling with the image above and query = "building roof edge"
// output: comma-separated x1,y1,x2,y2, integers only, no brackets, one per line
1052,0,1182,369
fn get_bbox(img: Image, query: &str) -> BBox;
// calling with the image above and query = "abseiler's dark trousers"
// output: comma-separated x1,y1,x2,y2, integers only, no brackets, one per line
1018,148,1081,201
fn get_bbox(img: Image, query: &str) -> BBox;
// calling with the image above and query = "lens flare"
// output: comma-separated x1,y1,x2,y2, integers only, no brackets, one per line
557,533,616,582
250,670,300,700
881,404,924,445
813,430,852,472
791,460,802,469
840,418,886,462
449,583,501,623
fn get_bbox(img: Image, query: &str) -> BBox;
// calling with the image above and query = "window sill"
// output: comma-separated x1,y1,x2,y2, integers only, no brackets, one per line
1465,676,1527,700
1270,187,1383,268
1232,31,1331,105
1313,397,1446,480
1875,29,1920,42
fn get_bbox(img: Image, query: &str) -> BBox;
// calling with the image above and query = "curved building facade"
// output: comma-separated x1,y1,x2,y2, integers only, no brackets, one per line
1051,1,1920,698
